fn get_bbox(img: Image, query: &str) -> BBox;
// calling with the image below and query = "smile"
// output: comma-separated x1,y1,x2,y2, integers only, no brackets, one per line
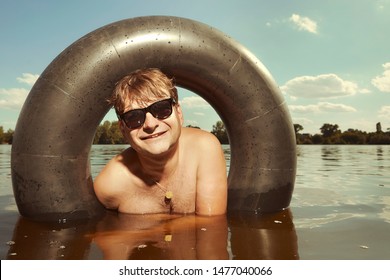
140,131,167,140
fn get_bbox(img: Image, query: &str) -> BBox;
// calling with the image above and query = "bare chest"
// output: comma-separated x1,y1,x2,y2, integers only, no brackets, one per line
117,174,196,214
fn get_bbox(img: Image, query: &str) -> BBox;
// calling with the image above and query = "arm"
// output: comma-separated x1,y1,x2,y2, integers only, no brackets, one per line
93,156,124,210
195,131,228,216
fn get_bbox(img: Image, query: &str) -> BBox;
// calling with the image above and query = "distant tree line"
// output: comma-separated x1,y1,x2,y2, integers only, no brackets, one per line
2,121,389,145
93,121,125,144
294,122,390,145
0,126,13,144
210,120,229,144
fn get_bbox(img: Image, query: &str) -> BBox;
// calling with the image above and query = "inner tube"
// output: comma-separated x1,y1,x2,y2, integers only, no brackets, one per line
11,16,296,222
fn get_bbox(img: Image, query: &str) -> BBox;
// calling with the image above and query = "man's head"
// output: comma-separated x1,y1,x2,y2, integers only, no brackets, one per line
109,68,178,115
110,68,183,157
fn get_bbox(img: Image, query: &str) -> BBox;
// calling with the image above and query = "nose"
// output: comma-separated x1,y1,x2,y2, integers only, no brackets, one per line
142,112,159,131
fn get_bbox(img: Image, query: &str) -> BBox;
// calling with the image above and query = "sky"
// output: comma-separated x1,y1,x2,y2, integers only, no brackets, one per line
1,0,390,135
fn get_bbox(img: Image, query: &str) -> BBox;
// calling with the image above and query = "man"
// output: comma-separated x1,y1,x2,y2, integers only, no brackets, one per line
94,68,227,216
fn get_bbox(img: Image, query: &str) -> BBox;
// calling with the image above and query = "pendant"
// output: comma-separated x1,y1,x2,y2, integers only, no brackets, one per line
165,191,173,203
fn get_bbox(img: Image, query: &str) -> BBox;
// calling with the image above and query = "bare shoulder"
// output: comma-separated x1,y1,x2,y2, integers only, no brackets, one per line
181,127,226,172
181,127,221,150
93,148,135,209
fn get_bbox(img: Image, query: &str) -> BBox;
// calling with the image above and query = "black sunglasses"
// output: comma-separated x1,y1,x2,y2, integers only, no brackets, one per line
117,98,176,129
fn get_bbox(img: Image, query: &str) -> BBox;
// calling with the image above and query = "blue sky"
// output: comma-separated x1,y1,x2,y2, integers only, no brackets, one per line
1,0,390,134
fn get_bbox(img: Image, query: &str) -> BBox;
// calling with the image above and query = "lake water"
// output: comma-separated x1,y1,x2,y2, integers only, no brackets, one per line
0,144,389,259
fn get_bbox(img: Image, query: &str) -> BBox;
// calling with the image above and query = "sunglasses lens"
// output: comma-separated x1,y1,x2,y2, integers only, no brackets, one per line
120,98,174,129
150,99,173,119
123,109,145,129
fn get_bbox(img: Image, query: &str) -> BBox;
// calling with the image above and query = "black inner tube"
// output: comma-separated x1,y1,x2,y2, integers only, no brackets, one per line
11,16,296,222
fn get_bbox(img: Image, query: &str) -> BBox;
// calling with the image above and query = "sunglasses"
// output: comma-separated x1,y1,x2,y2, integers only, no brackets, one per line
117,98,176,129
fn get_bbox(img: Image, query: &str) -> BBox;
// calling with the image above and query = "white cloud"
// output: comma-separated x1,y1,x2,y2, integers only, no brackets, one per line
0,88,29,110
184,119,199,127
288,104,319,113
281,74,360,99
289,14,318,34
289,102,357,113
0,73,38,110
376,0,388,11
16,73,39,86
291,117,314,126
179,96,211,109
378,105,390,121
317,102,357,112
372,62,390,92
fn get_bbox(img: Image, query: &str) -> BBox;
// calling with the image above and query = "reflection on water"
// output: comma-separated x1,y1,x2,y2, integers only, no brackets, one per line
5,209,297,260
6,216,95,259
1,144,390,259
292,145,390,259
228,210,298,259
92,212,229,260
321,145,341,161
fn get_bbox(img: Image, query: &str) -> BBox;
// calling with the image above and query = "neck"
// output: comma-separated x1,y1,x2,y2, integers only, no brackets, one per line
137,143,180,182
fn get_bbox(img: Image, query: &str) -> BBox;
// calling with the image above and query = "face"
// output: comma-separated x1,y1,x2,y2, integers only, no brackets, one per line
119,97,184,157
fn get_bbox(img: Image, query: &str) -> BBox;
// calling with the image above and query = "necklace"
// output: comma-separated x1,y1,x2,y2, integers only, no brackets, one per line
153,180,174,212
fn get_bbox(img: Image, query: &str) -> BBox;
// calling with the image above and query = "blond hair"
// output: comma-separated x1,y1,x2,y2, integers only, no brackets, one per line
109,68,178,114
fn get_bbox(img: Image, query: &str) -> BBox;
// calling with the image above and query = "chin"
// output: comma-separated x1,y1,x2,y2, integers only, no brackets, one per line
141,141,175,157
132,130,180,157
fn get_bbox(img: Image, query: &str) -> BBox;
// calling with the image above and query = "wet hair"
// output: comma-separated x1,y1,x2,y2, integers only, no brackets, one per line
109,68,178,114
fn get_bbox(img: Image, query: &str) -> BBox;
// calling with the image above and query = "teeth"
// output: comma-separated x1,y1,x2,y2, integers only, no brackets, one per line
149,133,159,138
143,132,163,140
